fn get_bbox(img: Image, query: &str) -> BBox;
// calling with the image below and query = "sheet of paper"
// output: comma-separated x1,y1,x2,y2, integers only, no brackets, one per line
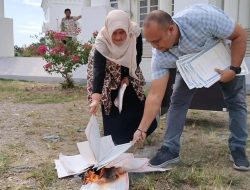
85,115,101,162
59,154,93,174
96,142,133,170
77,141,96,165
105,153,169,173
99,136,115,162
77,116,133,171
80,172,129,190
55,155,92,178
105,153,135,168
118,84,127,113
55,159,71,178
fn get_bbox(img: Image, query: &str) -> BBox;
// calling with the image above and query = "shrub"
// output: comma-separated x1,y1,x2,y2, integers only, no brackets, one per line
38,30,96,88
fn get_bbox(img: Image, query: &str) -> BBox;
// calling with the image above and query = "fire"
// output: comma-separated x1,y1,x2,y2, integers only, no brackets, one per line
83,167,125,185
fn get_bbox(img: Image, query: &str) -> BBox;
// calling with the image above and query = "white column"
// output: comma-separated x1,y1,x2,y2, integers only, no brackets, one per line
174,0,209,14
118,0,130,13
238,0,250,28
83,0,91,7
130,0,138,22
91,0,110,7
159,0,172,14
0,0,4,17
224,0,238,22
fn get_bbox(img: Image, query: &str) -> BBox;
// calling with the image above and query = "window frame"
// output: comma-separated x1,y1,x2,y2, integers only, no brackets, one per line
138,0,159,28
110,0,118,9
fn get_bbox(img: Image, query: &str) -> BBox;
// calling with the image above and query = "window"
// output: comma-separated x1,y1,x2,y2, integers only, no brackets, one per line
110,0,118,9
139,0,159,27
171,0,175,16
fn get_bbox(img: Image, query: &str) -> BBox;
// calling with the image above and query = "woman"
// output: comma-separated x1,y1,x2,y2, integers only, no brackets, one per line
87,10,157,145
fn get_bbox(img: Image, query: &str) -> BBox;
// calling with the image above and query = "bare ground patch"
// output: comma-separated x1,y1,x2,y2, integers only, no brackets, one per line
0,80,250,190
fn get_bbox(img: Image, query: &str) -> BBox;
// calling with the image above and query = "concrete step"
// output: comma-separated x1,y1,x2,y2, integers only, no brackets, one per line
143,42,152,58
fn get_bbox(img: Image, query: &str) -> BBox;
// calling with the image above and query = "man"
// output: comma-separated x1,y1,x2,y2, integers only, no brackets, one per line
61,8,82,38
133,4,249,171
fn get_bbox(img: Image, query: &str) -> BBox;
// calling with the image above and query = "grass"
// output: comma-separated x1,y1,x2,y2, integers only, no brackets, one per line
0,79,85,104
130,110,248,189
0,80,250,189
0,152,11,175
27,163,57,189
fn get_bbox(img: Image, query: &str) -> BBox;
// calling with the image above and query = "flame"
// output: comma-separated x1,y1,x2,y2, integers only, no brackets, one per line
83,167,125,184
84,168,105,184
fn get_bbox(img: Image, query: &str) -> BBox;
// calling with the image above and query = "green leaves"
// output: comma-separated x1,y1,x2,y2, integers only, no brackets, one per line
38,30,97,88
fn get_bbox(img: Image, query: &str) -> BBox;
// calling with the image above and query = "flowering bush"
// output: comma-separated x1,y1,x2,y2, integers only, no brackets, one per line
38,30,97,88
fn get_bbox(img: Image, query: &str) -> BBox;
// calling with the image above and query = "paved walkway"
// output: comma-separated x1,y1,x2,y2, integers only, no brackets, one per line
0,57,250,90
0,57,153,83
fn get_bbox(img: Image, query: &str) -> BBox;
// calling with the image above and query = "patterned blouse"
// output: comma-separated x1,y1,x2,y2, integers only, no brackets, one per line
61,17,79,37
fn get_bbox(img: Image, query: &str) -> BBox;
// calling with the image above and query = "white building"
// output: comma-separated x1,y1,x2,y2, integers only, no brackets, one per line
41,0,250,57
0,0,14,57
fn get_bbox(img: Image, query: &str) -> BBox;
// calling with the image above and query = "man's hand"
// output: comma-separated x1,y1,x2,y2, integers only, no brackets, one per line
89,93,101,115
133,129,146,144
215,68,236,83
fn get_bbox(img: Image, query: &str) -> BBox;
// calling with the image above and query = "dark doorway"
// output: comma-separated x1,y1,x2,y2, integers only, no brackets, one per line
161,69,227,115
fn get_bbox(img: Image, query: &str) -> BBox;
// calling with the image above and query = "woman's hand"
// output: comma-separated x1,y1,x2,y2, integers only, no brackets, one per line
133,129,147,144
121,77,129,86
90,93,101,115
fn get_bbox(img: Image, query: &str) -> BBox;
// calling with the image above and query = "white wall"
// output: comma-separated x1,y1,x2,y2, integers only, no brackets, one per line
130,0,138,22
0,0,4,17
91,0,109,7
238,0,250,28
159,0,172,14
118,0,130,14
48,3,83,31
224,0,238,23
174,0,209,14
81,6,113,42
0,18,14,57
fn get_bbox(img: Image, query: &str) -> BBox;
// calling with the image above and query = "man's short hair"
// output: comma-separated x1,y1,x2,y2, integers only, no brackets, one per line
64,8,71,13
144,10,173,28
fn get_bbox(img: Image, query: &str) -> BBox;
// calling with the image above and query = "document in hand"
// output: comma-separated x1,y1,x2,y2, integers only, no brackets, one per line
114,83,127,113
176,42,249,89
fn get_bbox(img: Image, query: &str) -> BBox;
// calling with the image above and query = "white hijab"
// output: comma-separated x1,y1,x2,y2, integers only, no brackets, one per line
95,10,141,79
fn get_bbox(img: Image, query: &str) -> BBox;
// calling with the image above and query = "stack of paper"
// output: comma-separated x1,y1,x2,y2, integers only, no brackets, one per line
176,42,249,89
55,116,168,190
55,116,132,178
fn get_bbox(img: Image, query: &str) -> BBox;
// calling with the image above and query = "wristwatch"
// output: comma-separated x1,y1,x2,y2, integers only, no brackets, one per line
230,66,241,74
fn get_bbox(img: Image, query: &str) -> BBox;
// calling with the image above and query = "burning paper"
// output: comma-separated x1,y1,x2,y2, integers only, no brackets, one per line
55,116,168,189
81,172,129,190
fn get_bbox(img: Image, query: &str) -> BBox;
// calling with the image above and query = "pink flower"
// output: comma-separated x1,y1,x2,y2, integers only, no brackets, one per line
53,32,67,41
43,63,53,71
37,45,47,55
59,45,65,52
71,55,80,63
50,45,65,55
50,47,58,55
